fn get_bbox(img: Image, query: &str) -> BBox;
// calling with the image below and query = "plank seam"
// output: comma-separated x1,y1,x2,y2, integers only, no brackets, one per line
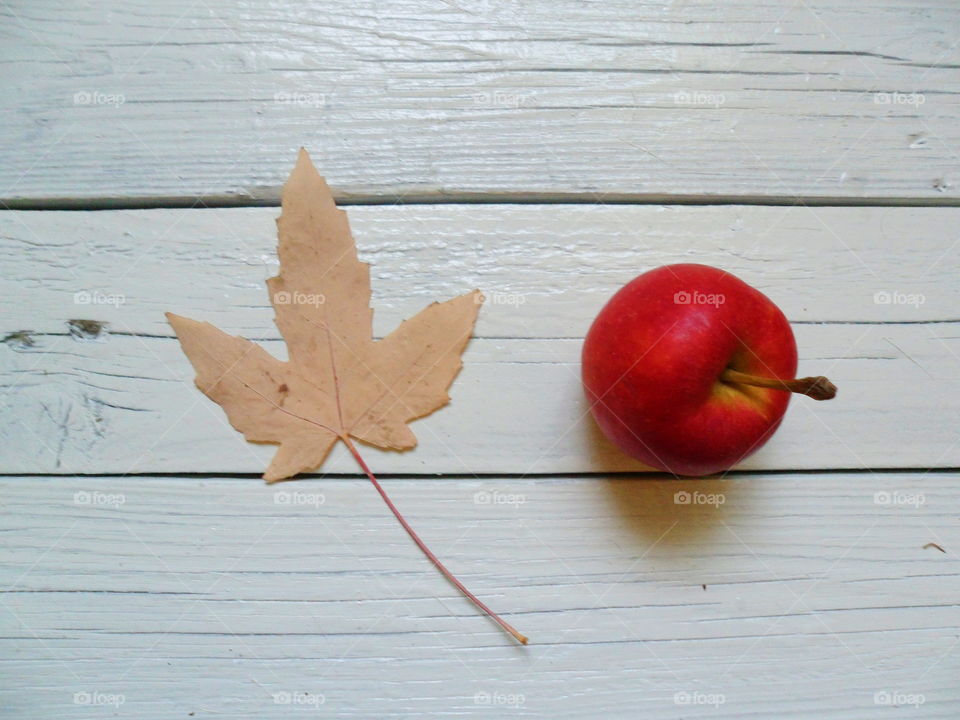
6,194,960,211
3,468,958,479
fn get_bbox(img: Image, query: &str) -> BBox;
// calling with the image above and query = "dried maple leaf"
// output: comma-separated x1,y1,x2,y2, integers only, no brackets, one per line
166,149,526,644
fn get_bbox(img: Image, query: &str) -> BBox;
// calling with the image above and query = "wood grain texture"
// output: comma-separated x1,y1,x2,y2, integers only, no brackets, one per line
1,474,957,718
3,324,958,475
3,204,957,475
2,1,960,203
2,205,957,342
3,4,960,715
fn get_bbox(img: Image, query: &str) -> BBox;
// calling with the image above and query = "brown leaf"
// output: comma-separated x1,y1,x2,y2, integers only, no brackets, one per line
167,149,482,483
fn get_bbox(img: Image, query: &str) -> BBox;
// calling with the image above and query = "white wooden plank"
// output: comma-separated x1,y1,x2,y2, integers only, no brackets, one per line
1,473,957,718
2,205,958,343
3,323,958,475
2,1,960,202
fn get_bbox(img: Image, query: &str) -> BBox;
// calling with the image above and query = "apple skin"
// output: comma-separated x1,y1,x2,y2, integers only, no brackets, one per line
582,263,798,476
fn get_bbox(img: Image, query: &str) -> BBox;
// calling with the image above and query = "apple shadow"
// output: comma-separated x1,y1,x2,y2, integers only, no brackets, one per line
582,400,748,547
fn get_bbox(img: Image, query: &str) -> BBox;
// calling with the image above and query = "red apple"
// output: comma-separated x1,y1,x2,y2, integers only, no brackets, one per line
582,264,835,476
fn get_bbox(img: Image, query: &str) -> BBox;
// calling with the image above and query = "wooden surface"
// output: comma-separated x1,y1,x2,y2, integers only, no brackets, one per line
3,1,960,205
2,2,959,718
2,474,958,718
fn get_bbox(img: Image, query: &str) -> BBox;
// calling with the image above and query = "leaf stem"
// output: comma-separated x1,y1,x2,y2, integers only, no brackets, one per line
341,435,528,645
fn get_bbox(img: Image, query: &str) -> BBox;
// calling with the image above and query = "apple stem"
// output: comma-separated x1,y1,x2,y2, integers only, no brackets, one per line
720,368,837,400
341,436,529,645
